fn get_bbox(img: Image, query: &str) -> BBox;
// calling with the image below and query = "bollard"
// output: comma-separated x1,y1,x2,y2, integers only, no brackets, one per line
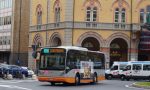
32,74,37,80
7,74,13,80
22,74,26,80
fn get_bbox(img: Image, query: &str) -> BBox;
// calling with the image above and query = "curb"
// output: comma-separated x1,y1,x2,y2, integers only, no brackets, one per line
132,83,150,89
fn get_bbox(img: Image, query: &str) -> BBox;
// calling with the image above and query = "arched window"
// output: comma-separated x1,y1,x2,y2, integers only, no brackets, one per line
33,34,43,47
146,6,150,14
146,6,150,23
140,9,145,23
86,7,97,22
114,8,126,23
55,7,60,23
36,4,42,25
115,8,119,23
121,8,126,23
140,6,150,24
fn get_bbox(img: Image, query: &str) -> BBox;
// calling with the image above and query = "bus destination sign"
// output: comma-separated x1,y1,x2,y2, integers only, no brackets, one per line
43,48,65,53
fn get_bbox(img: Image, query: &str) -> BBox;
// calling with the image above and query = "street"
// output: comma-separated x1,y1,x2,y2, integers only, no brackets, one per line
0,79,148,90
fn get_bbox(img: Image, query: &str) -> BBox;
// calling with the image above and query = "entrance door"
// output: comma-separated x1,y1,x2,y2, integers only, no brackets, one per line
110,38,128,67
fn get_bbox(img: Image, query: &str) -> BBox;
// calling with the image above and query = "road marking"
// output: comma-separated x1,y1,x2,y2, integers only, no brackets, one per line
0,80,37,84
0,85,32,90
0,80,22,83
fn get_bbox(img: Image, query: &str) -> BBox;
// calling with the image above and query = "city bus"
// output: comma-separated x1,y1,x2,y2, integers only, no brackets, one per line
38,46,105,85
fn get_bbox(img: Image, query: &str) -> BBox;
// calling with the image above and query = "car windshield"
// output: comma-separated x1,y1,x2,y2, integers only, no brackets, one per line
119,64,127,70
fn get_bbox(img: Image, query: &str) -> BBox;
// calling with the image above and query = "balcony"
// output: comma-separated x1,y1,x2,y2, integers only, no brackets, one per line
0,45,10,51
30,22,141,32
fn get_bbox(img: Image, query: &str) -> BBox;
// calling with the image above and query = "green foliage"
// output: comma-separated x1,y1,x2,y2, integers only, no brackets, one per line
136,82,150,87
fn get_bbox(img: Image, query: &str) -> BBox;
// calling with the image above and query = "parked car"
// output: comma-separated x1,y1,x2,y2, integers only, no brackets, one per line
21,67,34,77
2,65,28,78
0,64,8,78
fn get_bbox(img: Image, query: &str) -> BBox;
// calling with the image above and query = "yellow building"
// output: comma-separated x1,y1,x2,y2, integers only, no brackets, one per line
29,0,150,69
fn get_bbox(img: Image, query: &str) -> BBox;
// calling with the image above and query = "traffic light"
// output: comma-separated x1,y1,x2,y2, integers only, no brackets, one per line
32,45,39,51
31,45,39,59
32,51,37,59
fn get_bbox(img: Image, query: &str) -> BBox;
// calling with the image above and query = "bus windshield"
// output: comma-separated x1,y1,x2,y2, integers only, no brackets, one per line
40,48,66,70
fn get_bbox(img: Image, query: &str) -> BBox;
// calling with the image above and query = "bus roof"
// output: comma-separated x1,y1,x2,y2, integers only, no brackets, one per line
88,50,104,54
42,46,104,54
43,46,88,51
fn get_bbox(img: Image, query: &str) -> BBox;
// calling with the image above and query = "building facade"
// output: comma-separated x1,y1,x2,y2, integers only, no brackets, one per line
29,0,150,69
0,0,30,66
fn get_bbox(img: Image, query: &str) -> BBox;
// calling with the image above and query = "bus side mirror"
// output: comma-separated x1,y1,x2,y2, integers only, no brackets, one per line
65,66,70,73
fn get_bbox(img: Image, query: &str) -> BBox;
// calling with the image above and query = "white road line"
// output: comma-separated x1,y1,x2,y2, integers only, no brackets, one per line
125,84,149,90
0,85,32,90
0,80,23,83
0,80,37,84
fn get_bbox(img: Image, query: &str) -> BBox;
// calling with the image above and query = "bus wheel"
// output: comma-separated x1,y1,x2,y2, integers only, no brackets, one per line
51,82,55,86
121,75,125,81
75,75,80,86
92,74,98,84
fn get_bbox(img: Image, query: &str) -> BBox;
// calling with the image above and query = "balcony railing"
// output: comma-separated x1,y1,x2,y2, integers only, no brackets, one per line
30,22,141,32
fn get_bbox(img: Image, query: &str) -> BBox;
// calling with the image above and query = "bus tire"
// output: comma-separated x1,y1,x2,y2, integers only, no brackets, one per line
92,73,98,84
51,82,55,86
75,74,80,86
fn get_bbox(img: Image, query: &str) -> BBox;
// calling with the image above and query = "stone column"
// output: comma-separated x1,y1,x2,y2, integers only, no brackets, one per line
128,39,139,61
64,0,74,46
128,48,138,61
101,47,110,69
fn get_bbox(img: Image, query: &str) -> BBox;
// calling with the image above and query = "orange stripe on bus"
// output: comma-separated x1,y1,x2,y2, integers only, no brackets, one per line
38,75,105,84
38,77,75,83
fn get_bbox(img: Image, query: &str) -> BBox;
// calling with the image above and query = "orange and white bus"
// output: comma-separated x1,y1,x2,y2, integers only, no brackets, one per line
38,46,105,85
